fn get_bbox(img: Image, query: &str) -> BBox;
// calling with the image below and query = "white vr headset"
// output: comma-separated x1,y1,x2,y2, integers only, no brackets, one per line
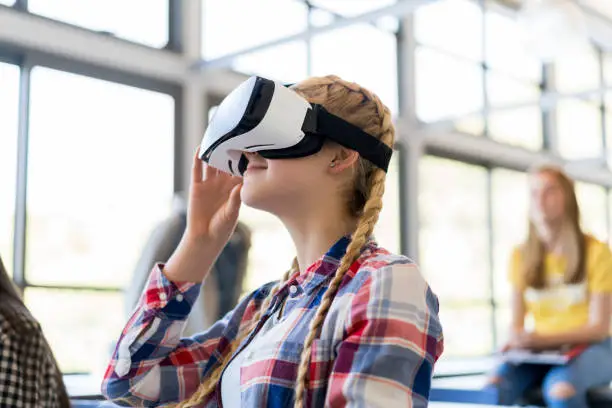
199,76,392,176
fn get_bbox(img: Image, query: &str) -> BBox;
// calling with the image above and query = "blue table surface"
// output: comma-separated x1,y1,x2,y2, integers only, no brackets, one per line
430,404,501,408
70,400,501,407
70,401,501,407
433,375,489,389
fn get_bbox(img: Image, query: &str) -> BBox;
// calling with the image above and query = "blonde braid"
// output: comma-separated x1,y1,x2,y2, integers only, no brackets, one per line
173,261,297,407
293,80,395,408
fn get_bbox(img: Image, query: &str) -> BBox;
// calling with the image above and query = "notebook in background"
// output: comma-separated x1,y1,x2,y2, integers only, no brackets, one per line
502,344,588,365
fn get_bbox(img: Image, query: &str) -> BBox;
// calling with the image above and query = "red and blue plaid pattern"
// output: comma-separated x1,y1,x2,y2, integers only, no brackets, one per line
102,237,444,407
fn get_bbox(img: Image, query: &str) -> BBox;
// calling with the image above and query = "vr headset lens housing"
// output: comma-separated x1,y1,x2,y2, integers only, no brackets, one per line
199,76,392,176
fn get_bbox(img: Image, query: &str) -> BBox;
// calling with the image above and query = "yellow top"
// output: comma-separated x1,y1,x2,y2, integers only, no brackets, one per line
509,236,612,335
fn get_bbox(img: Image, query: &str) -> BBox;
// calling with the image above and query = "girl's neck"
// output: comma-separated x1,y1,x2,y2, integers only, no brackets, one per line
535,220,564,253
281,210,358,273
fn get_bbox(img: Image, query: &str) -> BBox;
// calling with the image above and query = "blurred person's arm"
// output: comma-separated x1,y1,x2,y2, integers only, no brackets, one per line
511,287,527,333
101,264,274,406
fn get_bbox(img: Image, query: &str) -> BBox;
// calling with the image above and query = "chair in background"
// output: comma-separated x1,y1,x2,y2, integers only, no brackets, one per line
125,194,251,335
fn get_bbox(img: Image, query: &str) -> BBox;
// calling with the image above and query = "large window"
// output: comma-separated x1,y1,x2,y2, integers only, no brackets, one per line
420,158,549,356
491,169,529,302
605,54,612,86
556,47,600,94
202,0,307,60
420,157,489,301
558,99,604,161
202,0,308,84
487,73,542,151
605,97,612,170
312,23,399,114
0,63,19,276
484,10,543,150
28,0,169,48
24,289,124,377
201,0,398,108
415,47,483,128
484,11,541,82
415,0,482,61
491,169,529,347
575,182,609,242
26,67,175,374
232,41,308,85
414,0,543,150
419,157,492,357
555,46,606,162
309,0,396,16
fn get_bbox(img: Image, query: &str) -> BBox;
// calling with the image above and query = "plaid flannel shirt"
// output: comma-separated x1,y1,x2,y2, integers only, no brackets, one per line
0,307,68,408
102,237,444,407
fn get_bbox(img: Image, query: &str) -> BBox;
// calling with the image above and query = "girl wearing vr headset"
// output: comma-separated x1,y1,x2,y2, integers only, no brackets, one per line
103,76,444,407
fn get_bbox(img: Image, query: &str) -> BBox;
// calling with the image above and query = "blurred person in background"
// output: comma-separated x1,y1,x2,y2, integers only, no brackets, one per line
0,255,70,407
102,75,444,407
126,192,251,335
487,165,612,408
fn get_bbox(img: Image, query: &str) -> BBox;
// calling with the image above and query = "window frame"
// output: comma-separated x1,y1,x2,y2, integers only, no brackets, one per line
0,41,181,373
413,0,546,151
24,0,174,50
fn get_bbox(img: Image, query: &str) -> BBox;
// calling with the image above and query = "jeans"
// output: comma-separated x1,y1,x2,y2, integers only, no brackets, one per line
488,338,612,408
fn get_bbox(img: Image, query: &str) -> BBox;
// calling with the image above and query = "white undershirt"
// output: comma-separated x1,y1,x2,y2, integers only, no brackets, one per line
220,345,249,408
220,306,282,407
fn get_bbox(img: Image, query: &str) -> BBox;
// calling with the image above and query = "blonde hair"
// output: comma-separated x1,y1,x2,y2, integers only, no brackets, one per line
522,165,586,288
176,75,395,407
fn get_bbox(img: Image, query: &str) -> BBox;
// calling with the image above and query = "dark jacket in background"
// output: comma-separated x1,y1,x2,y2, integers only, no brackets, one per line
0,301,70,408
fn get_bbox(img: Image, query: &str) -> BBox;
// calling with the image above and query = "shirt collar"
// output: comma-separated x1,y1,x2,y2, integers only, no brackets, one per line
280,236,376,296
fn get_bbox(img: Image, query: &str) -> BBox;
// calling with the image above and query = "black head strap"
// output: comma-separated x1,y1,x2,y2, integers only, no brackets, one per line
302,104,393,172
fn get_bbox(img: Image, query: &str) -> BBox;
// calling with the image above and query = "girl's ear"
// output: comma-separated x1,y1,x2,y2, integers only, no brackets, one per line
328,148,359,173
